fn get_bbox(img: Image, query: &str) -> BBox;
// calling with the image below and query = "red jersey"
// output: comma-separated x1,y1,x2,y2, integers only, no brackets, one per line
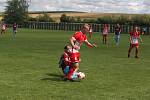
13,24,17,30
129,31,140,44
63,52,71,66
68,48,80,63
72,31,87,48
103,26,109,35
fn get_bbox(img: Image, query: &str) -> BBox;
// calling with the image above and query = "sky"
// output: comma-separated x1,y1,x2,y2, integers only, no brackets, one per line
0,0,150,14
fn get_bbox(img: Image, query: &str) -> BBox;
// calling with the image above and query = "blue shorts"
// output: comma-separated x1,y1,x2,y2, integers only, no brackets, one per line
63,66,69,74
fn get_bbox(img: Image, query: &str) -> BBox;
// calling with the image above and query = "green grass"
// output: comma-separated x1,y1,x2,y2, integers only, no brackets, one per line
0,28,150,100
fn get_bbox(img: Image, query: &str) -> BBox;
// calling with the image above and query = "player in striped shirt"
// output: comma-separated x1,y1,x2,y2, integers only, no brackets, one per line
128,26,143,58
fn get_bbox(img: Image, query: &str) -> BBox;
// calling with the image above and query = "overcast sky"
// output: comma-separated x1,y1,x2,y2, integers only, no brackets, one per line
0,0,150,14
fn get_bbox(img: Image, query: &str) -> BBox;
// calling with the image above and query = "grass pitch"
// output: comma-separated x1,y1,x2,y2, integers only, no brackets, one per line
0,28,150,100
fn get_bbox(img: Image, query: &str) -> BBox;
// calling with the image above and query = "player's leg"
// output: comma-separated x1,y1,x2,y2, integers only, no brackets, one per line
72,62,79,72
103,35,105,44
3,29,6,34
1,29,3,35
116,35,120,45
12,30,16,39
115,35,117,44
89,32,92,39
128,44,133,58
104,35,107,44
135,45,139,58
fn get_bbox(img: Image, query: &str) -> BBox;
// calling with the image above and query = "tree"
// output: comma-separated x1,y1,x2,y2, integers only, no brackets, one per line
82,19,96,23
60,14,70,22
76,17,82,23
96,16,112,24
37,13,54,22
4,0,30,24
60,13,76,23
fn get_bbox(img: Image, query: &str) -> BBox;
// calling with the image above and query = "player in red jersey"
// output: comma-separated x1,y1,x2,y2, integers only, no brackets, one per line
102,24,109,44
58,45,71,75
69,24,97,73
1,23,7,35
128,26,143,58
12,22,17,39
64,47,81,80
59,45,81,81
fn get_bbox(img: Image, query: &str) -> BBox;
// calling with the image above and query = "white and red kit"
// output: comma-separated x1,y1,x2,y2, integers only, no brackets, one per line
1,24,6,30
102,26,108,36
63,52,71,66
129,31,140,47
68,48,80,63
70,31,87,63
63,49,80,80
72,31,87,49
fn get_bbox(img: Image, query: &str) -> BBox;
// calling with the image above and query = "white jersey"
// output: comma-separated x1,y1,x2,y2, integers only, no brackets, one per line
131,36,138,44
68,48,79,53
103,28,108,35
130,32,140,44
89,28,92,33
2,25,6,30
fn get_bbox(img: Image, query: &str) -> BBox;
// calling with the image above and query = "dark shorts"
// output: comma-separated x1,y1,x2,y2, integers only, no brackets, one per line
103,34,107,37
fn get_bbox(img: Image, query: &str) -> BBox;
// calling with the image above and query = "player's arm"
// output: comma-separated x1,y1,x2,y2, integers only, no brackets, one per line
129,36,132,43
84,39,97,47
139,35,143,43
70,37,80,50
119,28,121,33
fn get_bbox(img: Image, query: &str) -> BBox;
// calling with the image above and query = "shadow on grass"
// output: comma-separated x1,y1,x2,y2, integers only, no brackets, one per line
46,73,62,78
41,73,81,82
40,73,63,82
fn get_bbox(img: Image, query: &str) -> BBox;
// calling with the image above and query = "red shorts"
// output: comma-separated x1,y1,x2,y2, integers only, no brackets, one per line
131,43,139,47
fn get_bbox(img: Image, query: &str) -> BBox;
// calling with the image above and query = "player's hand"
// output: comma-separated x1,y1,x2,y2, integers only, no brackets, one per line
93,41,98,47
93,43,97,47
73,45,80,50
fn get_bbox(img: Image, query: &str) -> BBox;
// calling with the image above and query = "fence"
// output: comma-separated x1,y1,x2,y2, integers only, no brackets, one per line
21,21,150,34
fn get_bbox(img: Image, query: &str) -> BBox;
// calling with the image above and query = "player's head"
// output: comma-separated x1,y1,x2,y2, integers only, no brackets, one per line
81,23,90,33
134,26,139,31
117,23,120,27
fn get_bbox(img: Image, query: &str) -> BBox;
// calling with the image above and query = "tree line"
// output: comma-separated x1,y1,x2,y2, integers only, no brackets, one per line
58,14,150,26
2,0,150,26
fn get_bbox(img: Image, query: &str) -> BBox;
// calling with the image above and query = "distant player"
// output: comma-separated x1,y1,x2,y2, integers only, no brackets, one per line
89,25,93,39
69,23,97,73
128,26,143,58
102,24,109,44
1,23,7,35
12,22,17,39
114,24,121,45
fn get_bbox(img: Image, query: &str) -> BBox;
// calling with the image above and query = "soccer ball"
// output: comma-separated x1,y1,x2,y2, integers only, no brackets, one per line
78,72,85,79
